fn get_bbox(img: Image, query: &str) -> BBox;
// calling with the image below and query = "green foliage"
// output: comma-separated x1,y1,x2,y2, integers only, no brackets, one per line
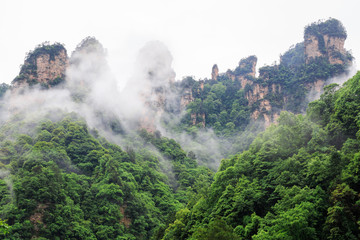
305,18,347,39
0,115,212,239
0,19,358,239
164,71,360,240
0,83,10,99
234,55,257,75
0,218,10,235
26,42,66,62
280,42,305,68
182,79,250,135
258,56,345,113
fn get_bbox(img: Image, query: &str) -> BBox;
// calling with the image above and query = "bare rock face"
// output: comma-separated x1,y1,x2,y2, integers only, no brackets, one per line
180,87,194,110
305,34,346,64
251,99,280,127
324,35,346,64
246,84,269,105
226,70,235,81
244,71,282,126
191,113,205,127
30,203,49,234
199,80,204,90
211,64,219,80
13,43,68,88
306,79,325,92
304,35,323,62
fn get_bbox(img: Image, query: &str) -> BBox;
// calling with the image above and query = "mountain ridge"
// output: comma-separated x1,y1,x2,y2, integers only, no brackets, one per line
0,18,359,239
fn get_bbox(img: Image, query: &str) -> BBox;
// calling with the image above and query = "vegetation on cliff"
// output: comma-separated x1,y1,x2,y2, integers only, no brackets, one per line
176,18,351,133
305,18,347,39
0,18,359,240
12,42,67,87
163,71,360,240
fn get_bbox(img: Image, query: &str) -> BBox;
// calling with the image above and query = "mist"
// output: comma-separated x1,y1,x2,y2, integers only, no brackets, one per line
0,169,14,207
306,63,357,103
0,38,356,173
0,38,229,177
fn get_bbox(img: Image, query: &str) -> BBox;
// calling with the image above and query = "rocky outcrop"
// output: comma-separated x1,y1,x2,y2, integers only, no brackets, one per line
304,18,349,65
247,84,282,126
324,35,346,64
238,56,257,78
306,79,325,92
246,84,269,105
304,35,323,62
199,80,204,90
180,87,194,110
36,50,67,84
304,34,347,64
248,19,350,126
13,43,68,88
226,70,235,81
30,203,49,233
211,64,219,80
191,113,205,127
234,56,257,88
120,205,131,228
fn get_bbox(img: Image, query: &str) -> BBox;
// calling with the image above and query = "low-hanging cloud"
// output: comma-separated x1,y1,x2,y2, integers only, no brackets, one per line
306,63,357,103
1,38,354,172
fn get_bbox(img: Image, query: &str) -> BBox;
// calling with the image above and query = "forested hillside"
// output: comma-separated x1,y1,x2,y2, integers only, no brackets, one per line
163,71,360,239
0,114,213,239
0,18,359,240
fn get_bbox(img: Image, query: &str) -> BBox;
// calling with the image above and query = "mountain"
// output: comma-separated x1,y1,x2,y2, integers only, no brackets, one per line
12,42,68,89
162,70,360,240
0,18,359,239
175,18,352,129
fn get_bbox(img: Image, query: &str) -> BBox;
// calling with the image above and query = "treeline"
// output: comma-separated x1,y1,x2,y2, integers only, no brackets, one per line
0,114,213,239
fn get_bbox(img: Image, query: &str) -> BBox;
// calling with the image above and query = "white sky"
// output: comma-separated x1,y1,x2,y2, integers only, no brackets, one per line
1,0,359,88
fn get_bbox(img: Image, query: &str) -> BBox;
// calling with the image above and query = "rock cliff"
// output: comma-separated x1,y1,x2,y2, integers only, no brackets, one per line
191,113,206,127
177,18,352,128
180,87,193,110
304,18,349,65
211,64,219,80
247,18,352,126
12,43,68,88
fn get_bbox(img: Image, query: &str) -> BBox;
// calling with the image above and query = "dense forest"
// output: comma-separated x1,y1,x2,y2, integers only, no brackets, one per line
0,18,359,239
162,71,360,239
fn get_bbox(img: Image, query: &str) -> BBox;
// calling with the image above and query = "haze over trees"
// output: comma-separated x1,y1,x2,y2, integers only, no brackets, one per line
0,18,359,239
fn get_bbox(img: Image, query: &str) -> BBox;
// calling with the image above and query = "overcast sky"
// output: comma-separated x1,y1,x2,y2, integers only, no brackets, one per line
1,0,359,88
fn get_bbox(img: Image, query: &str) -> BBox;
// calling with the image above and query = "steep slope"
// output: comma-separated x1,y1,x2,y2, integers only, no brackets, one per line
0,114,213,239
0,18,358,240
0,38,213,239
163,71,360,240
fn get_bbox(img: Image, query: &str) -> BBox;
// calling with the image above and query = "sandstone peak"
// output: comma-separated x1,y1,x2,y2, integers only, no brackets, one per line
235,55,257,78
211,64,219,80
304,18,347,39
12,42,68,88
71,37,106,59
304,18,351,65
